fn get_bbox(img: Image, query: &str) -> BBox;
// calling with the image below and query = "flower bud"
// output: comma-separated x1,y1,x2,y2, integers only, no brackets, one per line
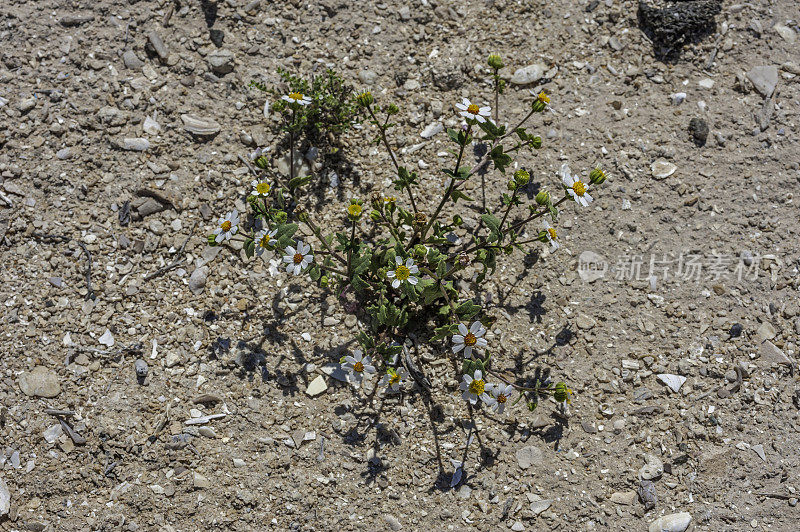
413,212,427,228
553,382,571,404
385,103,399,116
275,210,288,223
370,192,382,209
589,167,607,185
458,252,470,267
531,91,550,113
487,54,504,70
254,156,269,170
537,230,549,243
507,180,517,191
452,214,463,226
413,244,427,259
370,210,381,222
513,169,530,186
356,91,374,107
535,190,551,205
531,136,542,149
295,212,308,223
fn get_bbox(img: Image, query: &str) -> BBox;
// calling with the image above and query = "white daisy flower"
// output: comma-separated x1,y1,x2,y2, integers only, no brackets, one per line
459,369,491,405
343,350,377,388
213,209,239,243
386,256,419,289
455,98,491,123
542,220,559,251
485,383,514,414
255,228,278,256
451,321,488,359
379,367,409,393
560,164,593,207
283,240,313,275
251,179,271,197
282,92,312,106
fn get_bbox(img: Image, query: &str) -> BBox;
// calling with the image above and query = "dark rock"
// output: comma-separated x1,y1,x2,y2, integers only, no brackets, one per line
59,15,94,27
638,1,722,60
210,29,224,47
728,323,743,338
688,117,709,147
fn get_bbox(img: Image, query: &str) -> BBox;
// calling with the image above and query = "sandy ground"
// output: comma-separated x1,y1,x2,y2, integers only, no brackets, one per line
1,0,799,530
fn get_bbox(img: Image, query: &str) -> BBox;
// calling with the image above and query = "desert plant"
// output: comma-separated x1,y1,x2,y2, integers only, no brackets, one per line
212,55,609,416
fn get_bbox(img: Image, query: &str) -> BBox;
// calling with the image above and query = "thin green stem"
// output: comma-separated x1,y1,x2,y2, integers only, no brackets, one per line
301,218,347,266
367,105,418,213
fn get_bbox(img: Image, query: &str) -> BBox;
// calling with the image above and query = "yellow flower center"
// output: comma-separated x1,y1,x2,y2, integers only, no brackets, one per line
353,361,364,373
289,92,304,101
348,204,362,217
220,221,232,232
395,264,410,281
259,235,270,248
538,91,550,104
464,332,477,346
467,104,480,115
256,182,270,195
293,253,303,264
468,378,485,396
548,227,557,240
497,393,507,404
384,197,396,204
572,181,586,196
389,373,401,385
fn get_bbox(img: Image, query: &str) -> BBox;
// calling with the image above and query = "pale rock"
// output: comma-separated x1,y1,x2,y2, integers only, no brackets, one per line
181,114,221,136
143,116,161,135
651,160,677,179
756,322,776,341
639,453,664,480
18,366,61,398
759,340,791,366
306,375,328,396
648,512,692,532
0,477,10,516
773,24,797,44
123,138,150,151
188,266,208,295
746,66,779,98
384,514,402,531
193,472,210,489
610,491,638,505
420,121,443,138
509,63,546,85
516,445,543,469
529,496,552,515
657,374,686,393
99,329,115,347
43,424,63,443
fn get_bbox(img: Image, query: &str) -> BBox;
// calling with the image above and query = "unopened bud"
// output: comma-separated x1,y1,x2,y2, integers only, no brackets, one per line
413,244,428,259
487,54,504,70
513,169,530,186
531,136,542,149
535,190,551,205
589,167,607,185
385,103,399,115
458,252,470,267
507,180,517,191
553,382,571,404
531,91,550,113
356,91,374,107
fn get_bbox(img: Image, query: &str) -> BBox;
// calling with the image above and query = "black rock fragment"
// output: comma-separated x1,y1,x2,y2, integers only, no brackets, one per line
638,0,722,60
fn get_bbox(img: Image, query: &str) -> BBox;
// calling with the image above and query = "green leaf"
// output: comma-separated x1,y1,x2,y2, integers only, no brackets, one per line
207,234,219,246
351,273,368,293
455,299,481,320
481,213,502,243
244,238,255,258
431,323,460,343
288,175,313,191
309,264,321,281
451,189,474,204
446,128,460,144
489,145,512,173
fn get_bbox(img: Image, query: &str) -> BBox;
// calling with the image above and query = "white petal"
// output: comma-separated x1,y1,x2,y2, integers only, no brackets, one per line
584,192,594,203
293,265,301,275
405,258,414,268
461,390,471,401
452,335,464,344
459,381,468,391
408,265,419,274
344,356,357,365
455,102,467,111
285,246,296,255
407,276,418,285
461,98,471,106
285,263,294,273
452,343,464,353
464,346,473,358
395,256,403,265
475,338,488,348
475,115,486,123
474,370,482,381
457,323,468,336
479,106,491,114
386,271,396,278
469,321,482,334
283,256,293,263
392,279,400,289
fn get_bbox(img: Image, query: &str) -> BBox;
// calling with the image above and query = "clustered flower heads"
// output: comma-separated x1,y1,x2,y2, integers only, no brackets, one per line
210,54,607,430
